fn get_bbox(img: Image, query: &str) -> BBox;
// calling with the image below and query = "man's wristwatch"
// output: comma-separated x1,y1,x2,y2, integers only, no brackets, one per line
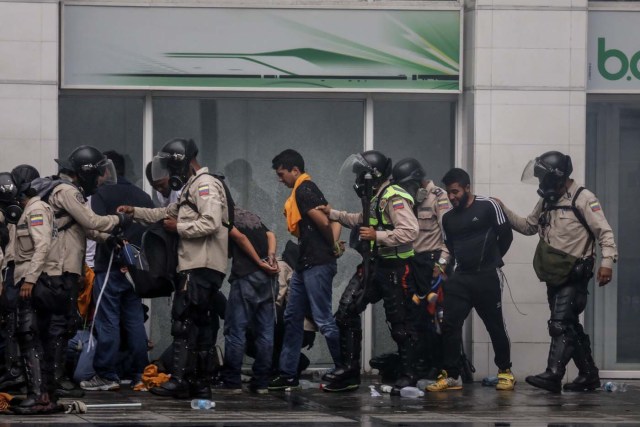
438,257,448,266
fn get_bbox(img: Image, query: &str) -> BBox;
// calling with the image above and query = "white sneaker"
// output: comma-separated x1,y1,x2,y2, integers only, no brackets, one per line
80,375,120,391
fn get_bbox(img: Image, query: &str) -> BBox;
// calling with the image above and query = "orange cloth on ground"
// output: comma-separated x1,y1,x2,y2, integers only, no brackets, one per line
284,173,311,237
78,264,95,318
137,364,171,391
0,392,13,412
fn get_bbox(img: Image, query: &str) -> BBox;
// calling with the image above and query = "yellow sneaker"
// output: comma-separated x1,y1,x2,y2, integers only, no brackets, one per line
426,370,463,392
496,369,516,391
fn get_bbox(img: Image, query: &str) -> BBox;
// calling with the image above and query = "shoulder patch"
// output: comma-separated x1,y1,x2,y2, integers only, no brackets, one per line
437,199,451,210
198,184,210,197
75,192,86,204
30,214,44,227
588,200,601,212
392,199,404,210
433,187,443,197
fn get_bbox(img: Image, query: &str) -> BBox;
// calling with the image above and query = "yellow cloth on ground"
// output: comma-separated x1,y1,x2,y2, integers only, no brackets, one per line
136,364,171,391
284,173,311,237
0,392,13,412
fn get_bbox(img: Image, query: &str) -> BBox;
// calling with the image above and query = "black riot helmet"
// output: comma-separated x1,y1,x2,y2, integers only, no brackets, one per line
55,145,117,196
391,158,426,201
0,172,22,224
356,150,392,196
11,164,40,197
151,138,199,191
521,151,573,203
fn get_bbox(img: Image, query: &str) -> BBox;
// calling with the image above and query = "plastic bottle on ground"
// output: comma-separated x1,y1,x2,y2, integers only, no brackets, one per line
380,385,393,394
399,386,425,398
299,379,321,389
191,399,215,410
369,385,382,397
603,381,627,392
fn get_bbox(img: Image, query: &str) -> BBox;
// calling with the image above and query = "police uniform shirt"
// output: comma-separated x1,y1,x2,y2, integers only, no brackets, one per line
133,167,229,274
502,180,618,269
47,178,120,276
414,180,451,262
329,180,418,249
12,197,59,284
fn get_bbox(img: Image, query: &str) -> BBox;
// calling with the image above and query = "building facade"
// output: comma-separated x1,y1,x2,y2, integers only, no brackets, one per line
1,0,638,379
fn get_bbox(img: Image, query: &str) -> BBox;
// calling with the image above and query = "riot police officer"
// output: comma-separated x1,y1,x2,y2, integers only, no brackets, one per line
39,146,127,396
0,165,40,392
118,138,230,399
501,151,617,393
319,151,419,394
0,170,62,414
392,158,451,378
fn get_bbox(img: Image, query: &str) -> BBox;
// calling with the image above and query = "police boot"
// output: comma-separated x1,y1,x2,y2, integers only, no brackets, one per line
323,328,361,392
189,351,212,399
526,335,573,393
391,341,418,396
369,352,400,384
563,333,600,392
50,337,84,398
150,339,191,399
0,363,26,391
12,345,57,414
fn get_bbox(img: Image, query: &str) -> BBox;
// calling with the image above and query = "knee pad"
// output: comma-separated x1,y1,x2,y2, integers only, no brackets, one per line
171,318,192,338
548,320,566,337
391,326,409,345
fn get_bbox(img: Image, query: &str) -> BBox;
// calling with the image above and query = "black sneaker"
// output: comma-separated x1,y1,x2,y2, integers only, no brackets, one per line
322,376,360,393
211,380,242,395
249,384,269,395
268,376,299,391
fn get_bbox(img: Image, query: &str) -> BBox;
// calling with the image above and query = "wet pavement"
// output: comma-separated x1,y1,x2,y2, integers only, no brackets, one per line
2,377,640,425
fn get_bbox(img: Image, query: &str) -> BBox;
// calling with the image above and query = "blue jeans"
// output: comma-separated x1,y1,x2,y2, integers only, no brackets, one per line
93,270,148,382
221,270,275,388
279,262,340,378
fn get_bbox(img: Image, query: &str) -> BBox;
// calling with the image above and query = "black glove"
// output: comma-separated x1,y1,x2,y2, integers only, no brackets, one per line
117,212,133,229
105,233,124,251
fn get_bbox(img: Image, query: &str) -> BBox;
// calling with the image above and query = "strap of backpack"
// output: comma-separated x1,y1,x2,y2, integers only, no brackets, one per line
179,173,233,230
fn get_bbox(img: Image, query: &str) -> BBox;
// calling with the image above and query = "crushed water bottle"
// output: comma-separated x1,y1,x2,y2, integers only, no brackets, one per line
299,380,321,389
603,381,627,392
191,399,215,410
369,385,382,397
399,386,425,398
416,379,435,390
380,385,393,394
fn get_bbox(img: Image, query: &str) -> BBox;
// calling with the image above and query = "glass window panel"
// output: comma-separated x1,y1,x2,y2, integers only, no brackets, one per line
371,99,456,358
59,96,145,186
152,97,364,366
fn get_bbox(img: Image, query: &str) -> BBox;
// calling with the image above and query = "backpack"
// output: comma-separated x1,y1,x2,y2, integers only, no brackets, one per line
31,177,81,232
121,222,179,298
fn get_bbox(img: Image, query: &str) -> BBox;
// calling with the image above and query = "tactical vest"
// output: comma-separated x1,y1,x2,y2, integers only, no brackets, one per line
370,184,414,260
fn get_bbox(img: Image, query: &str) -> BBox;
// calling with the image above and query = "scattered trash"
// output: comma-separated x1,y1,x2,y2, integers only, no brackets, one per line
380,385,393,394
399,386,425,398
191,399,215,410
369,385,382,397
482,376,499,386
603,382,627,392
416,379,435,390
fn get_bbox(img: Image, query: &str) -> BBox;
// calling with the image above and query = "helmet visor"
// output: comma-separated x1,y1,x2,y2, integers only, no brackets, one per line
339,153,372,177
95,159,117,187
521,159,550,185
151,153,171,181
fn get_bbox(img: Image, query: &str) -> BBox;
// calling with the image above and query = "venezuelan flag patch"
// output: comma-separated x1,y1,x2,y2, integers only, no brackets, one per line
198,184,210,197
589,201,601,212
30,214,44,227
392,200,404,210
437,199,451,210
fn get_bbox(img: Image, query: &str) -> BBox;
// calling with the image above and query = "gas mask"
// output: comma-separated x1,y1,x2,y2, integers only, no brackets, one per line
521,154,572,204
0,179,22,225
0,203,23,225
152,152,190,192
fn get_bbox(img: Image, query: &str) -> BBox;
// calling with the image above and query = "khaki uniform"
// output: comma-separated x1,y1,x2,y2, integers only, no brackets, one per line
502,180,618,269
47,178,120,276
133,167,229,274
329,180,418,249
12,197,58,284
413,180,451,262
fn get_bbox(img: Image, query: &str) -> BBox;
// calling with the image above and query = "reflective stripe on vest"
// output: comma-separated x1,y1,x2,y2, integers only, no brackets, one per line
370,185,415,259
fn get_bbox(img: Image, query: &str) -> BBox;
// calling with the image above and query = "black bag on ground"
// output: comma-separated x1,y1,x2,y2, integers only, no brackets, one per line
124,222,178,298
